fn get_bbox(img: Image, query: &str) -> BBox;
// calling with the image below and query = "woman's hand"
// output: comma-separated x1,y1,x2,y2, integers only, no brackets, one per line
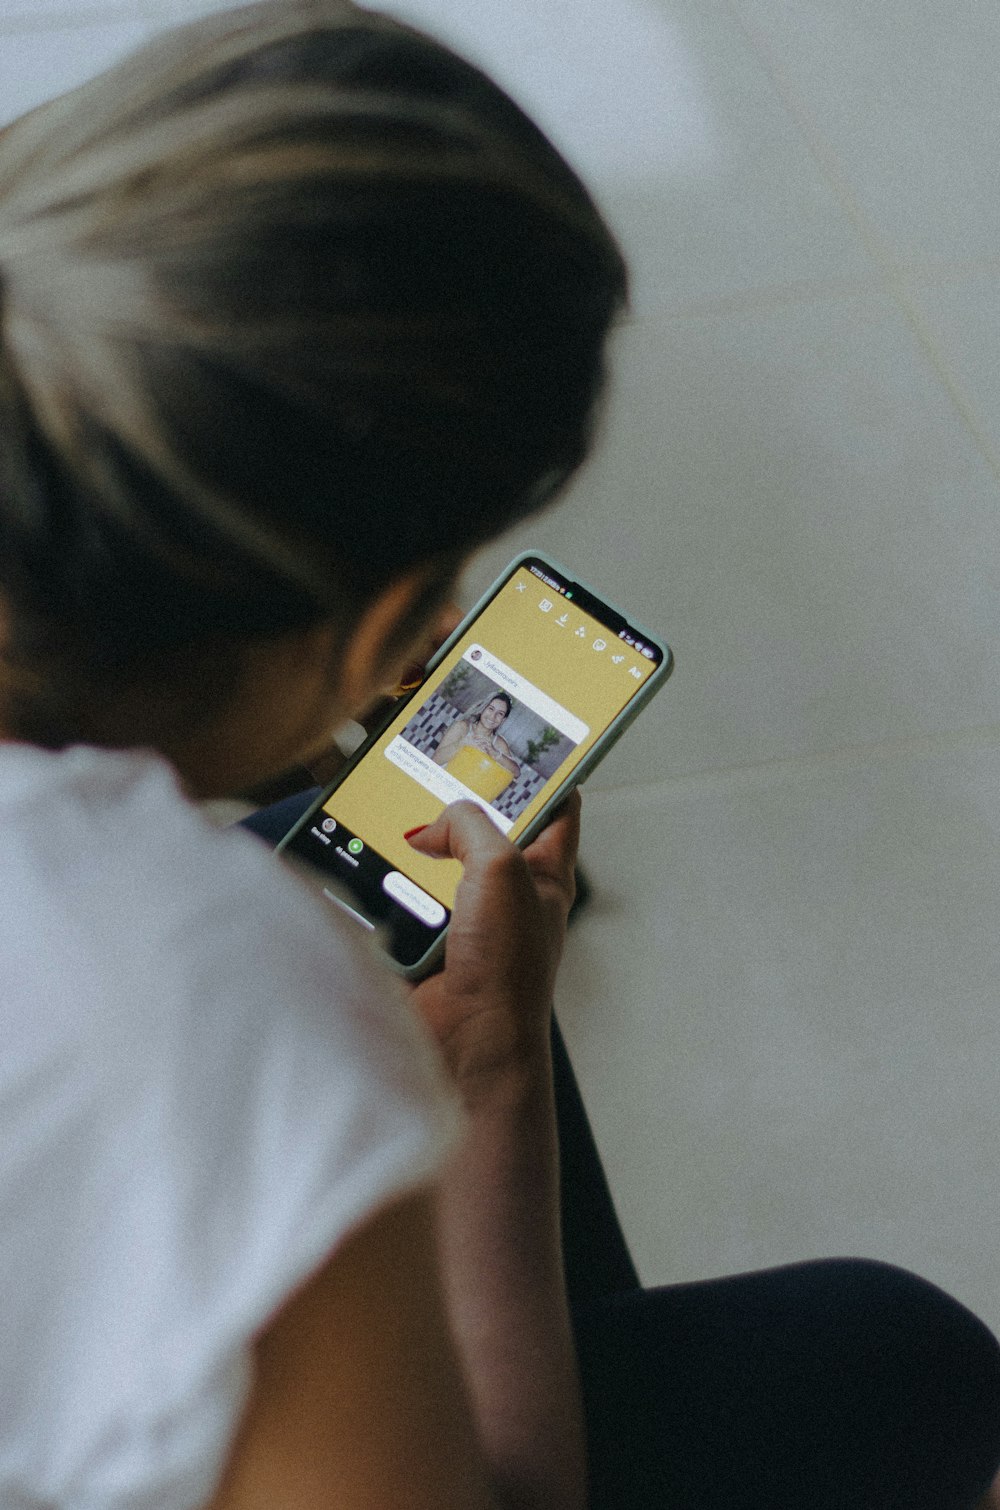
407,793,580,1095
407,794,587,1510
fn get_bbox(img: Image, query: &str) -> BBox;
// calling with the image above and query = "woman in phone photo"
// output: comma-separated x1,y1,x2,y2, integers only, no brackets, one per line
432,692,521,777
0,3,998,1508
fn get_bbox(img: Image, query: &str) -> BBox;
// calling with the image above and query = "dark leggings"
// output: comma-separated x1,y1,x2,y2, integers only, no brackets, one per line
244,793,1000,1510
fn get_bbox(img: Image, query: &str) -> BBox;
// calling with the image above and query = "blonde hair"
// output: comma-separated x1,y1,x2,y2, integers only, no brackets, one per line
0,0,627,746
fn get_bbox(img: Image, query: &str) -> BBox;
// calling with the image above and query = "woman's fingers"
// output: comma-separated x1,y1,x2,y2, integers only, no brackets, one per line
407,790,581,912
521,789,581,896
406,800,513,866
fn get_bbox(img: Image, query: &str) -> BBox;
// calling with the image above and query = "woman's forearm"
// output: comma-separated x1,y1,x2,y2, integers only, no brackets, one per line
433,1033,587,1510
433,724,465,766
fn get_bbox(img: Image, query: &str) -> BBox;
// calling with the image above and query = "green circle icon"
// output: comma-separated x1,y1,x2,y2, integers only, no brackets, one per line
348,838,364,855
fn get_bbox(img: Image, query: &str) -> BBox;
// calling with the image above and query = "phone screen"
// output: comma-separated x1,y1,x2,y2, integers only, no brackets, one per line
280,556,666,969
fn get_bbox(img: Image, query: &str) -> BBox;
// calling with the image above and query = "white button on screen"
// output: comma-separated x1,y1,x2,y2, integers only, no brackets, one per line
383,871,447,928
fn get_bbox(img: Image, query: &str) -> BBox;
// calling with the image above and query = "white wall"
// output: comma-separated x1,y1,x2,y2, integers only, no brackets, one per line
3,0,999,1329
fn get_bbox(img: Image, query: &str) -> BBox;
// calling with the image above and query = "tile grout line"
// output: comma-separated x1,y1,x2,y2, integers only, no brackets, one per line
644,275,885,323
0,2,200,34
900,255,1000,285
644,257,1000,326
720,0,1000,491
2,10,129,33
589,720,1000,809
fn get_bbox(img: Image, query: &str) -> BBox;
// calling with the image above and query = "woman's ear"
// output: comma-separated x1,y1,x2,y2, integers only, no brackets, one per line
336,566,454,715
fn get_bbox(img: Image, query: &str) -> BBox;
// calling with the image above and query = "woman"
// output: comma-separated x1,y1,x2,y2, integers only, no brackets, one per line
0,3,997,1508
433,691,521,777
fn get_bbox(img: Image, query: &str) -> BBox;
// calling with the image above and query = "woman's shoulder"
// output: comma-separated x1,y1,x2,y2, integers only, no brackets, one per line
0,741,301,968
0,732,462,1137
0,743,448,1091
440,716,471,742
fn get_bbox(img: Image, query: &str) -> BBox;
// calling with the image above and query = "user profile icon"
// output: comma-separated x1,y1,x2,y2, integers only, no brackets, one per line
321,817,336,833
471,648,482,661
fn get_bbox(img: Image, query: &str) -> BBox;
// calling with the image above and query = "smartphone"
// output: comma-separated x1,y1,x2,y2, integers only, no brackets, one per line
277,551,673,977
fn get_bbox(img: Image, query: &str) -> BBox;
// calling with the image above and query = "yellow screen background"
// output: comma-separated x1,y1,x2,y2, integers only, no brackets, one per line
324,565,657,910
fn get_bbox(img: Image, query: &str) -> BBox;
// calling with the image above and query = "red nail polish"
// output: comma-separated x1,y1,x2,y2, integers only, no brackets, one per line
403,825,427,841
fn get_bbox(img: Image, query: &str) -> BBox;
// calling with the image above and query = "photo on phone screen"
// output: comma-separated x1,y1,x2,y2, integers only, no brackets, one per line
278,553,672,974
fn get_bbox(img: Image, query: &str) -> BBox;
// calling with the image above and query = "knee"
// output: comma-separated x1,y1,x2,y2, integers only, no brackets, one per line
812,1256,998,1368
797,1258,1000,1509
574,1257,1000,1510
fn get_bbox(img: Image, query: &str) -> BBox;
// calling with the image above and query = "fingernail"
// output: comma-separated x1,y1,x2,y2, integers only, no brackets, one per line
403,825,428,841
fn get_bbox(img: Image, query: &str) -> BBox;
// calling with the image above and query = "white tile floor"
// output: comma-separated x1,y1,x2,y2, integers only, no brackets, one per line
2,0,999,1334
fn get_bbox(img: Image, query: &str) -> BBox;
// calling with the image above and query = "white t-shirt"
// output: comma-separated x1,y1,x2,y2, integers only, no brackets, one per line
0,743,463,1509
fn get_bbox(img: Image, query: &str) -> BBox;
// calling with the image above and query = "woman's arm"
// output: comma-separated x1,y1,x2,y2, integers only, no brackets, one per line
432,718,469,766
205,1190,501,1510
490,736,521,777
408,796,586,1510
